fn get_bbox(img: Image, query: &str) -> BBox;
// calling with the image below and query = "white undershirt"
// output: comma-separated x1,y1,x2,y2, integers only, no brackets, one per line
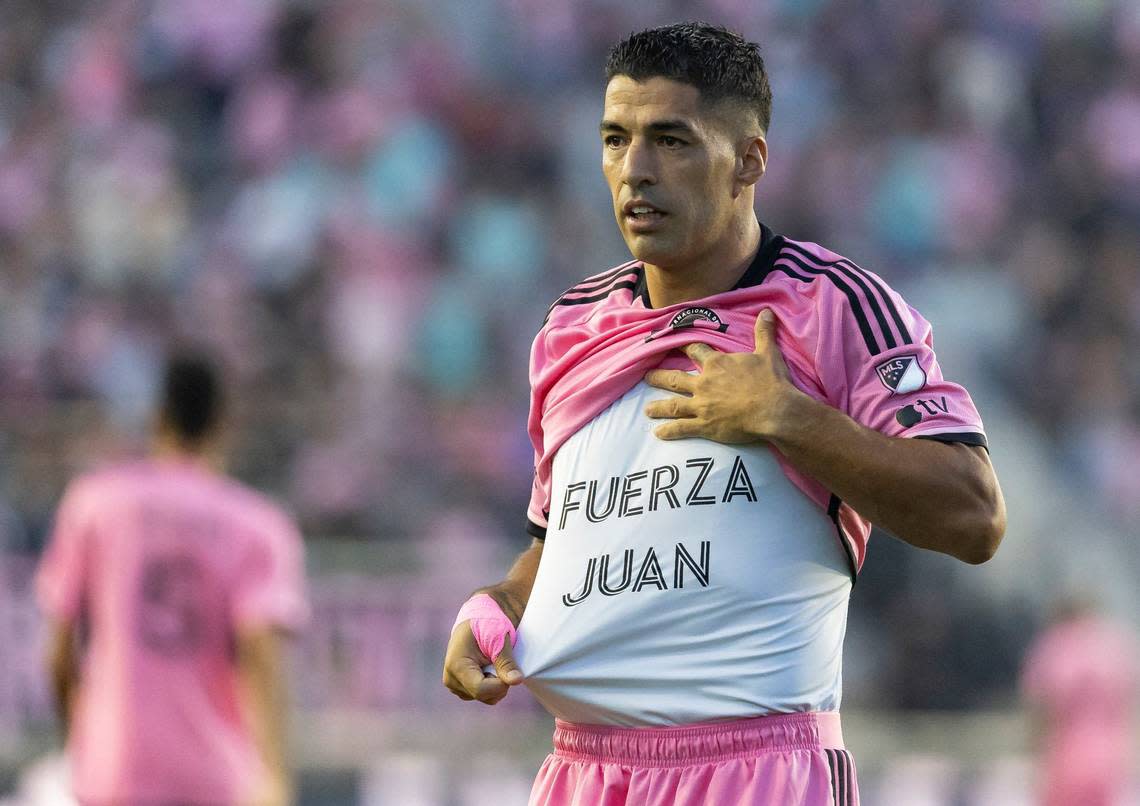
515,380,853,726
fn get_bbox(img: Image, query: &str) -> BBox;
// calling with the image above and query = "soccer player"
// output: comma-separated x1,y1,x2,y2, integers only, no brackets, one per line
37,352,309,806
1021,598,1139,806
443,22,1006,805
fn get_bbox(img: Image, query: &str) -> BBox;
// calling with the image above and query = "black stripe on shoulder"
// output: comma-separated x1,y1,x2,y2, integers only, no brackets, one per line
564,260,640,296
781,241,898,350
914,431,989,451
774,253,882,355
828,495,858,582
526,518,547,540
551,279,640,309
544,266,643,323
842,261,912,344
782,241,913,345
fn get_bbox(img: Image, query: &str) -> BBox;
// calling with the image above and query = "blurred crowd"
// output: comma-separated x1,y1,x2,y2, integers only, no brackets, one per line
0,0,1137,708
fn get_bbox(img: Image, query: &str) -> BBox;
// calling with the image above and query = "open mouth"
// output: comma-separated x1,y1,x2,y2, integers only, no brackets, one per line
627,205,665,221
624,201,667,229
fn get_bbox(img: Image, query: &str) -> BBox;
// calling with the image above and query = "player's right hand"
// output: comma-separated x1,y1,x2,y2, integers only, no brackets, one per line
442,622,523,705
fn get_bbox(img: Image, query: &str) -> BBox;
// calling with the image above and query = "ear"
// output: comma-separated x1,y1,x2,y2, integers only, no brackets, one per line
736,134,767,191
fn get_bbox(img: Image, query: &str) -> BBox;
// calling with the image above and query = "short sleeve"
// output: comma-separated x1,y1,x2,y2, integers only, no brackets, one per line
526,479,549,539
815,274,987,447
525,328,552,540
231,511,309,632
36,481,93,622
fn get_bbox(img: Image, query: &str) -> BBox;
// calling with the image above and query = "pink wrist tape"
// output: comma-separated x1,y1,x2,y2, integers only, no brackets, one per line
453,593,517,662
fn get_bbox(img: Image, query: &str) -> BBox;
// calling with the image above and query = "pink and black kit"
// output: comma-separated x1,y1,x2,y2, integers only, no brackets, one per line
507,225,986,805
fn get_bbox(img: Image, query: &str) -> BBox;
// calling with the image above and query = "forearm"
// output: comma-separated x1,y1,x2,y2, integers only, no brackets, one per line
473,539,543,626
250,679,288,781
47,622,79,737
644,313,1005,562
50,669,76,735
764,391,1006,563
237,630,290,788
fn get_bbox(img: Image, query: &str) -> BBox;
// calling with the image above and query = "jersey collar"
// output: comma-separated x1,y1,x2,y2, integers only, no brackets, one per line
632,223,784,307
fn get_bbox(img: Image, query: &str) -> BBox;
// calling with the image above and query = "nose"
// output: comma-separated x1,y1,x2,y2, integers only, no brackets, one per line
620,137,657,188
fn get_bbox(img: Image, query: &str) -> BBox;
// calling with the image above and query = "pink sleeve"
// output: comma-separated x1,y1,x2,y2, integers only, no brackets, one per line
36,480,93,622
525,328,552,538
231,512,309,632
815,277,987,446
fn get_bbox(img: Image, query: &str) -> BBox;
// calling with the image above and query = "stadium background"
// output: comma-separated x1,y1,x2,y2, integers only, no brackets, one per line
0,0,1138,803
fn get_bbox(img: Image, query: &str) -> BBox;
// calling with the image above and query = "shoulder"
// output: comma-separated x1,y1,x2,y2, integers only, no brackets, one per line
61,461,139,504
770,237,899,304
221,480,300,539
541,258,643,329
769,237,918,356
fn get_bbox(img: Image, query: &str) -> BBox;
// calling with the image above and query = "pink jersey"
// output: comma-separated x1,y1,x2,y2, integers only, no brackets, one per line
526,225,987,574
1021,615,1139,805
36,458,309,805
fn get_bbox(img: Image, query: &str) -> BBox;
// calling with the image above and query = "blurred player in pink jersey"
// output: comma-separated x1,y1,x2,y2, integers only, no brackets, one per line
443,22,1007,806
1021,598,1139,806
37,352,309,806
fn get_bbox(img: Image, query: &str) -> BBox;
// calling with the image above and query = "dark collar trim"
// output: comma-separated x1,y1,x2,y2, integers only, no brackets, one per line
630,223,784,308
733,222,784,290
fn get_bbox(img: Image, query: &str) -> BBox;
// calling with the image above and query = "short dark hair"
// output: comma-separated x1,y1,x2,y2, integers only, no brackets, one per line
160,351,223,443
606,22,772,132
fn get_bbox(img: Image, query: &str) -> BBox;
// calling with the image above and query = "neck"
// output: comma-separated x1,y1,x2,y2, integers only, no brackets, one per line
642,214,762,308
152,432,219,470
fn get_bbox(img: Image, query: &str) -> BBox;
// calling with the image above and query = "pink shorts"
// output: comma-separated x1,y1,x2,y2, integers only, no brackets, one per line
529,711,858,806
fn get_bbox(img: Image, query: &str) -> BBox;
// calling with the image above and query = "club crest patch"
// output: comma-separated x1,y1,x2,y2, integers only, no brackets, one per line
645,307,729,342
875,354,926,394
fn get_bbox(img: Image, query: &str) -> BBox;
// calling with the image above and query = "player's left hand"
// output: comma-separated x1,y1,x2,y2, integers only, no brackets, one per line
644,309,799,443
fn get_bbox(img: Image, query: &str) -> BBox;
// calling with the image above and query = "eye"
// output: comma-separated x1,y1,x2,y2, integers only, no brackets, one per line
604,135,626,148
658,135,684,148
